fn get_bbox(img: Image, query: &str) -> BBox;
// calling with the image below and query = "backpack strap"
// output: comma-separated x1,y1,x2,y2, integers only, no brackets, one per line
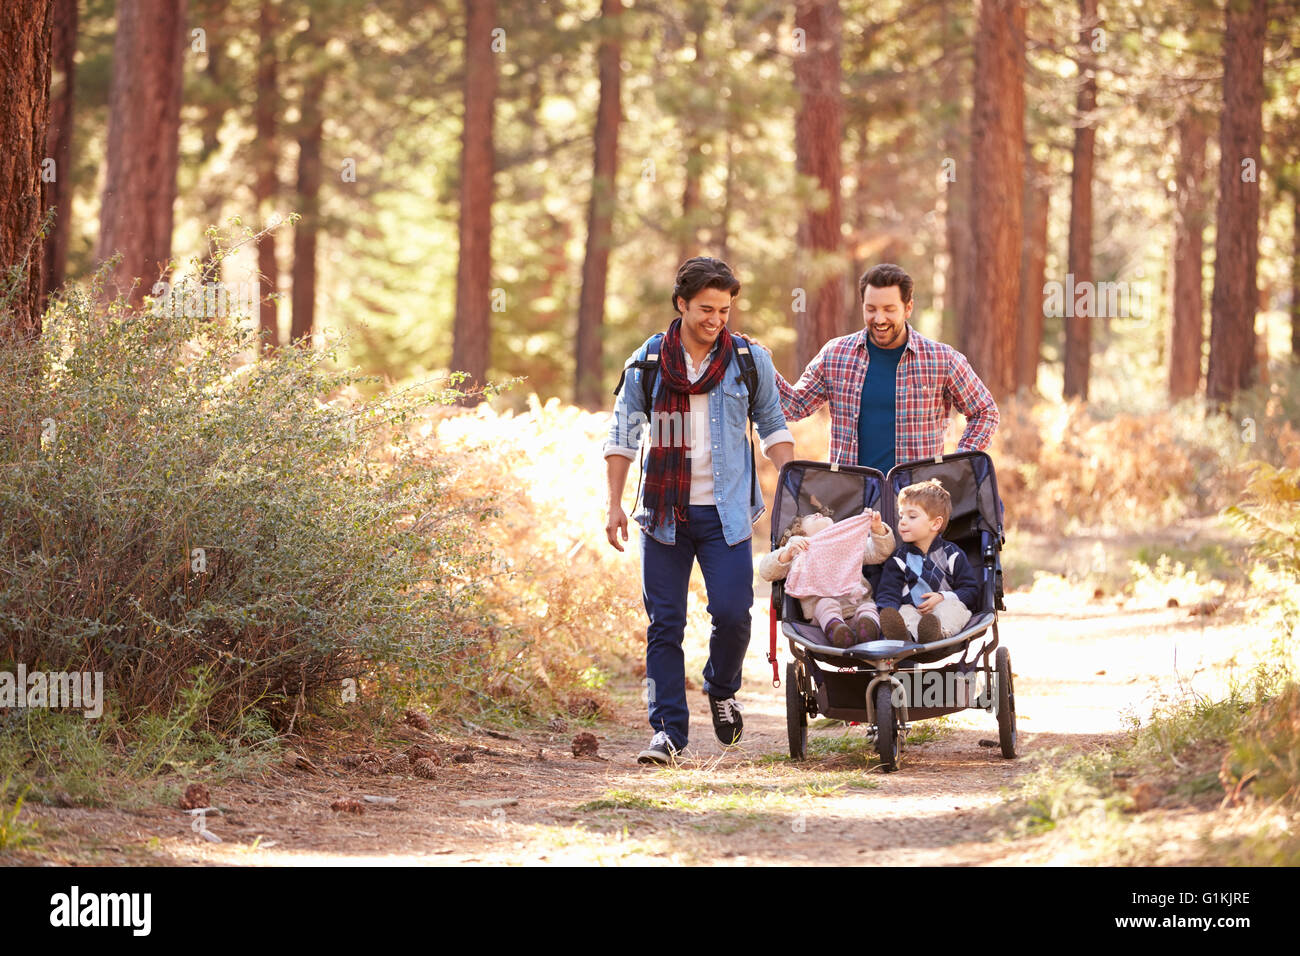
730,333,761,510
612,332,665,411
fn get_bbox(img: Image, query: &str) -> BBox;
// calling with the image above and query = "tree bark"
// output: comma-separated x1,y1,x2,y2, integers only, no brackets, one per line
1016,151,1049,393
793,0,844,370
1168,109,1209,399
290,67,323,345
678,22,704,264
1206,0,1267,407
39,0,75,311
1292,188,1299,364
96,0,186,308
0,0,52,344
451,0,497,397
967,0,1024,400
1063,0,1098,401
939,0,972,349
256,0,280,350
574,0,623,409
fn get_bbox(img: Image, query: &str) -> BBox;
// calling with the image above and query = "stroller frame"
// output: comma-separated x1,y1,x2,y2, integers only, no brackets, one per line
767,451,1016,771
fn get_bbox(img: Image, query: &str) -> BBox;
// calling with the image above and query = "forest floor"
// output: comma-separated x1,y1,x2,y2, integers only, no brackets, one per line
5,520,1279,867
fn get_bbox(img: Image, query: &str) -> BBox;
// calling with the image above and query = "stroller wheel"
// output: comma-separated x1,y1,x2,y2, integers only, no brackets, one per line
873,682,900,771
995,646,1017,758
785,661,807,760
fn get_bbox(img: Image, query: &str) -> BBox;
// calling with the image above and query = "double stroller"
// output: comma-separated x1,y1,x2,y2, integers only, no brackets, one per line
765,451,1015,771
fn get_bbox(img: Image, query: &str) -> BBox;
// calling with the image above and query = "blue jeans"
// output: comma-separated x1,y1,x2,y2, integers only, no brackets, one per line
640,505,753,750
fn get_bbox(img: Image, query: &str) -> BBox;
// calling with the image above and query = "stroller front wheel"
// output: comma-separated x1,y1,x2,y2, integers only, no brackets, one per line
873,682,900,771
785,661,808,760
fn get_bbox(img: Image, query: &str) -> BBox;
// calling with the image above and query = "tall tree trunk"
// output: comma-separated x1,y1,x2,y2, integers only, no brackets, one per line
1292,188,1299,364
1016,151,1049,393
451,0,497,397
793,0,844,369
719,128,734,263
574,0,623,409
967,0,1024,400
96,0,186,308
1063,0,1098,401
1168,109,1209,399
290,68,323,344
197,30,226,288
1206,0,1267,407
256,0,280,350
939,0,972,349
39,0,75,311
678,23,704,264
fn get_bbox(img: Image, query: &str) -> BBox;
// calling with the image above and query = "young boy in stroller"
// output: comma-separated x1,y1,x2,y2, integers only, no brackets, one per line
876,479,980,646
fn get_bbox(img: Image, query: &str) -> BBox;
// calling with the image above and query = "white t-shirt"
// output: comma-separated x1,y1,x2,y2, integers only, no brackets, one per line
683,345,716,506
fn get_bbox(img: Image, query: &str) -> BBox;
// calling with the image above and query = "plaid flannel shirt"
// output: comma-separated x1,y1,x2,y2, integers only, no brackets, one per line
776,325,998,467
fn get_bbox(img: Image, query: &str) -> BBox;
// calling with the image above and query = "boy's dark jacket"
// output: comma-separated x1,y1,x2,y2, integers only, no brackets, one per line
875,537,980,612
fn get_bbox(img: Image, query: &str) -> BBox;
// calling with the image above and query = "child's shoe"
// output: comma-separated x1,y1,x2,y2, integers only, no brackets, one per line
917,612,944,644
854,614,880,643
878,607,910,642
828,620,856,648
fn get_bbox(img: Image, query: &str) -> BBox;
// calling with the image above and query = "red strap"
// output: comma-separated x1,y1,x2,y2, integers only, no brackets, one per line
768,599,780,686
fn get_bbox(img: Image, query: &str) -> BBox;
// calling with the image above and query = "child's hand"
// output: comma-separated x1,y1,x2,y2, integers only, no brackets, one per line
860,508,886,536
782,537,810,563
918,592,943,613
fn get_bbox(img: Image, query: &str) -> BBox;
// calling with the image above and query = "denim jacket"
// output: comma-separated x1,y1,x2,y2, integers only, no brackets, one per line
603,333,793,547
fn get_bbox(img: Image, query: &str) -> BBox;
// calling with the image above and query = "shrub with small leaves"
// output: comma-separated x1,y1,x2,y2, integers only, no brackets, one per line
0,275,500,725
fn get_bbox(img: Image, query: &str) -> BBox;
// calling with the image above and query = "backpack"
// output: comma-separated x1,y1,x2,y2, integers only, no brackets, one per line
612,331,762,512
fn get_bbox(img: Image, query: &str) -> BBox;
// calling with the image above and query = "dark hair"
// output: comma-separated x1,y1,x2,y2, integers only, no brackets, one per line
672,257,741,314
858,263,913,305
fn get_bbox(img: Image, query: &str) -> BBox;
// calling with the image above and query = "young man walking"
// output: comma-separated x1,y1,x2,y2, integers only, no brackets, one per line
778,263,998,471
604,257,794,765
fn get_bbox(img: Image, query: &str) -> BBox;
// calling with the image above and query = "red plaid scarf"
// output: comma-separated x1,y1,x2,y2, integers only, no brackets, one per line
642,318,733,531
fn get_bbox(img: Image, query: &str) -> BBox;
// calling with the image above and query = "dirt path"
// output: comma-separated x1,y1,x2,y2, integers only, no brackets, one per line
11,578,1264,867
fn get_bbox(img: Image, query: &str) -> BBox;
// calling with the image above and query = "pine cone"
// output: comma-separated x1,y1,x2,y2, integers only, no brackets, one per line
179,783,210,810
330,798,364,814
566,695,602,719
383,754,410,774
572,732,599,757
404,708,431,731
406,744,440,764
412,758,438,779
358,757,383,775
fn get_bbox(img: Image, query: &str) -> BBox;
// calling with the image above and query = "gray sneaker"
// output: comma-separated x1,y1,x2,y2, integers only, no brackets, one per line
637,730,682,766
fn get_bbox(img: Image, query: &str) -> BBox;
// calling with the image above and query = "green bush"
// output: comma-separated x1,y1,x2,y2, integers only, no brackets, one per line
1,277,497,725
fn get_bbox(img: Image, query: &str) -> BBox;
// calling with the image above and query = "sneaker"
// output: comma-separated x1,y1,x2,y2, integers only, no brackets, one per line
828,620,856,648
707,694,744,745
917,611,944,644
637,730,681,766
879,607,910,642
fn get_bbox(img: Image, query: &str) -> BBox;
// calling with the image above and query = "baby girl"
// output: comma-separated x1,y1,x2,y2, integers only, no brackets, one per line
759,507,896,648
